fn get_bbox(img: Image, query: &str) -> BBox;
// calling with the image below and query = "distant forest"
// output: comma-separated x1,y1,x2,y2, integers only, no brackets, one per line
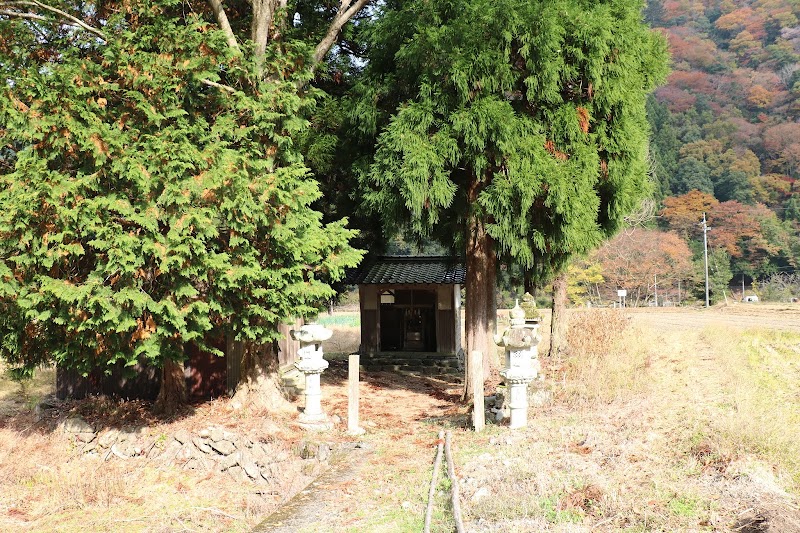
644,0,799,283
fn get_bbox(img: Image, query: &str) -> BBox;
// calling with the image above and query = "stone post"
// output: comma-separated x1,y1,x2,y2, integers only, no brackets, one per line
494,301,541,429
347,352,365,435
291,323,333,430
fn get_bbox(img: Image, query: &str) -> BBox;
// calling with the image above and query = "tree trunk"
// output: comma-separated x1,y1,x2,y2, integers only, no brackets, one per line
154,359,187,416
523,270,535,296
549,270,568,358
487,257,497,368
463,212,496,400
231,337,292,412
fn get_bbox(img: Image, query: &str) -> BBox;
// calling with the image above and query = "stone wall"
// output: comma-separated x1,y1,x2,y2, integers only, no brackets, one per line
59,416,336,484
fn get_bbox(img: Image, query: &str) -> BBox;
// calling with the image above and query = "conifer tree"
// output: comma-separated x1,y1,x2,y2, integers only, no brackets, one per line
357,0,668,388
0,0,367,413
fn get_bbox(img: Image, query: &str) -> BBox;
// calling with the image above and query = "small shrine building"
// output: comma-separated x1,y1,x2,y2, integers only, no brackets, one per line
348,256,464,367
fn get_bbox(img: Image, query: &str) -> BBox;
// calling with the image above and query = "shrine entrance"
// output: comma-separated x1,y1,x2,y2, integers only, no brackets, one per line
348,256,464,373
379,289,437,352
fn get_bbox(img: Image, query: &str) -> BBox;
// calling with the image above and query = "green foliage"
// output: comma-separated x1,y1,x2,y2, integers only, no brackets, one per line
567,261,604,305
674,157,713,195
0,2,362,378
785,195,800,223
668,495,700,518
646,96,680,200
696,248,733,304
359,0,668,276
316,313,360,328
754,272,800,302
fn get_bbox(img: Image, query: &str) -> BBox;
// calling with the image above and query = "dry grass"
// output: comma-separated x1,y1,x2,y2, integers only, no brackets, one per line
0,363,55,417
0,360,323,532
701,328,800,492
0,416,312,532
449,309,800,532
3,308,800,532
551,309,653,405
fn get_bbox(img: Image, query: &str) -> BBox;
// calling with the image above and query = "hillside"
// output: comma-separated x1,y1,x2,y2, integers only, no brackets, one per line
642,0,799,282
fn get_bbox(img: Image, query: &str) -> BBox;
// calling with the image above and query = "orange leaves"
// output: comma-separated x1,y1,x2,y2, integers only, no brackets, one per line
594,228,694,293
89,134,109,156
668,70,714,95
706,201,763,258
659,190,719,237
153,242,167,259
131,314,157,342
747,85,774,109
117,112,131,130
545,140,568,161
10,97,29,113
576,106,590,134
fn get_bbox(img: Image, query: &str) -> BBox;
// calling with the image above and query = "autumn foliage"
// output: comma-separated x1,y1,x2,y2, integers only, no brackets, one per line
592,228,694,306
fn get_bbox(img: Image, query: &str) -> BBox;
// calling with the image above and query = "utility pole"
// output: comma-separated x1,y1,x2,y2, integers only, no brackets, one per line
742,273,745,300
654,273,658,307
703,212,710,308
677,279,681,306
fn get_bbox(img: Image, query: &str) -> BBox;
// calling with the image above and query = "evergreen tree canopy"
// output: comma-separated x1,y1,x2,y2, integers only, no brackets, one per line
361,0,668,270
355,0,667,380
0,1,362,379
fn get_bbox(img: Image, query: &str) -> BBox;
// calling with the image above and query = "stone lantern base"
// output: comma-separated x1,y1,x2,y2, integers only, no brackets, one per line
298,413,333,432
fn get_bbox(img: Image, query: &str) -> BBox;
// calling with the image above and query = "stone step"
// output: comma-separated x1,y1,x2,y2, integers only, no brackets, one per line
373,352,457,361
360,363,461,375
364,356,460,366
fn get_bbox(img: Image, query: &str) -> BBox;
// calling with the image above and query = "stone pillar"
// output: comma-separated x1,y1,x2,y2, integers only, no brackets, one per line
347,352,365,435
494,301,541,429
291,323,333,430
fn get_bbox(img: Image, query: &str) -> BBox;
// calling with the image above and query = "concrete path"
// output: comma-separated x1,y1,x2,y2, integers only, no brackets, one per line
253,444,372,532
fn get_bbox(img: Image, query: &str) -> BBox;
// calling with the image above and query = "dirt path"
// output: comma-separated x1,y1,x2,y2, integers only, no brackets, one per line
255,363,468,532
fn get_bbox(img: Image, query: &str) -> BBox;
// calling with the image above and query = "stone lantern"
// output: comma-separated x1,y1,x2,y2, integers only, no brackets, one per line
291,322,333,430
494,301,541,429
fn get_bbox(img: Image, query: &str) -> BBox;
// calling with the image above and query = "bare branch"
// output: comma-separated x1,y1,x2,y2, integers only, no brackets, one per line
0,8,46,21
1,0,107,41
312,0,371,65
623,198,657,228
206,0,239,52
201,78,236,93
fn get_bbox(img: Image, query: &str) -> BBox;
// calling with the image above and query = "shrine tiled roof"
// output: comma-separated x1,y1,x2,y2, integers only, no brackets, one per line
347,256,465,285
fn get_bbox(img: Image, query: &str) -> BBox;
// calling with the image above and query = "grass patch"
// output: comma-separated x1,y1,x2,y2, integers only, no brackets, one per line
709,329,800,492
540,493,584,523
668,494,700,517
317,313,360,328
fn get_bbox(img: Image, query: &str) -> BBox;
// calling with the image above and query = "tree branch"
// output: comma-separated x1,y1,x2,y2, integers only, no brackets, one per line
206,0,239,52
1,0,107,41
0,8,46,21
312,0,371,65
201,78,236,93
